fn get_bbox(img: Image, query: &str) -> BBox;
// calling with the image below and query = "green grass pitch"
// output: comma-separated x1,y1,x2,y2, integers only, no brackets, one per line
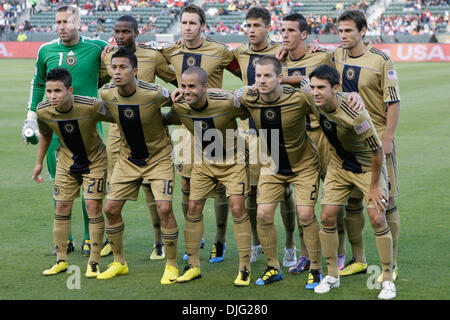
0,59,449,301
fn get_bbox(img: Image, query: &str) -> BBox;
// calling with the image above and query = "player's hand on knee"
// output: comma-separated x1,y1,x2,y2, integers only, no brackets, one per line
347,92,365,112
32,163,44,183
369,187,388,214
21,110,40,145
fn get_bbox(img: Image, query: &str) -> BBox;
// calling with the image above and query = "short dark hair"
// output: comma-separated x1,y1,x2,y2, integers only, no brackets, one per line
283,13,309,34
246,6,271,27
111,47,138,69
309,64,340,87
46,67,72,89
181,4,206,25
255,56,282,76
338,10,368,32
116,15,139,32
56,5,79,17
182,66,208,85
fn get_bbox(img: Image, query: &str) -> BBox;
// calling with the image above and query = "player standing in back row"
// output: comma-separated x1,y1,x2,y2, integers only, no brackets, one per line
334,11,401,282
160,4,241,264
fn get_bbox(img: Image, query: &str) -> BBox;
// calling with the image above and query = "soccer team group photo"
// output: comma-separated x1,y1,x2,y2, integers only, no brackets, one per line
2,0,449,302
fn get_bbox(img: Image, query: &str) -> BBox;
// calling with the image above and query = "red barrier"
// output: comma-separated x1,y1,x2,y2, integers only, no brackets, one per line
1,41,450,62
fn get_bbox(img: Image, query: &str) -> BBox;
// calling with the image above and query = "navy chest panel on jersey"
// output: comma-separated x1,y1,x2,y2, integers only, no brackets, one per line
342,65,362,93
192,117,225,158
57,120,91,174
318,114,362,173
259,107,293,176
247,54,271,86
118,104,149,166
182,53,202,73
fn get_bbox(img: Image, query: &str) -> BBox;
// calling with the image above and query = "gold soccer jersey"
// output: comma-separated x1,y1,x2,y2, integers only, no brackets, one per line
36,95,114,174
282,49,334,130
304,89,383,173
236,85,318,176
233,40,282,132
101,80,173,165
167,90,250,199
161,37,236,89
101,42,177,85
333,43,401,132
168,90,249,164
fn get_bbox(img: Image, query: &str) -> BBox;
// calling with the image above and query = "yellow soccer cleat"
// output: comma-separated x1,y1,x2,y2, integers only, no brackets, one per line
339,258,368,276
234,266,251,287
160,265,178,285
97,261,129,280
100,240,112,257
150,242,165,261
377,265,398,282
43,260,69,276
85,261,101,278
81,240,91,257
177,264,201,283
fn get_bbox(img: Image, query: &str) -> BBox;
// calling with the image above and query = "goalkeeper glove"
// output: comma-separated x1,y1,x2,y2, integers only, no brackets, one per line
22,110,40,145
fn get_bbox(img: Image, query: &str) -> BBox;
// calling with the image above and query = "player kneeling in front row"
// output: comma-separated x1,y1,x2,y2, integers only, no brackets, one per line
304,65,396,300
32,68,114,277
165,67,252,286
99,47,179,284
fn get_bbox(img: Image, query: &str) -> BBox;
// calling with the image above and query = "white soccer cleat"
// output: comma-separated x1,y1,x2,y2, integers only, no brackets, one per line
314,275,340,294
378,281,396,300
282,247,297,267
250,245,263,263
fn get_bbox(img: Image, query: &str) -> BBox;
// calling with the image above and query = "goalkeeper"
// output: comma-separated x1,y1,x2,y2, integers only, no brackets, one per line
22,5,108,256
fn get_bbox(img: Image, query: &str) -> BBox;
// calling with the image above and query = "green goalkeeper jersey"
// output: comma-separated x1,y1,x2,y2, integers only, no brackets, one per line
28,36,108,112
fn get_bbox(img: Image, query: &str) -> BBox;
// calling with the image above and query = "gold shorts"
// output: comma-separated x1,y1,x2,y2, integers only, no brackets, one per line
322,164,389,209
189,162,248,200
106,123,121,182
348,140,398,199
107,152,174,201
257,165,320,206
307,127,331,181
54,169,106,201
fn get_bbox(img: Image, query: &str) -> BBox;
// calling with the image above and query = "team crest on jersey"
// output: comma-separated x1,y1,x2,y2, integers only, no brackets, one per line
63,122,75,134
66,51,76,66
123,108,135,119
177,164,183,172
201,121,209,130
53,185,60,196
322,119,333,130
186,56,197,67
264,109,276,121
345,67,355,80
